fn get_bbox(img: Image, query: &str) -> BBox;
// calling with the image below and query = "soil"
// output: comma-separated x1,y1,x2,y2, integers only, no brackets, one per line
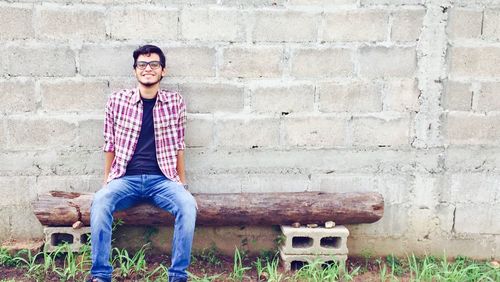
0,254,388,282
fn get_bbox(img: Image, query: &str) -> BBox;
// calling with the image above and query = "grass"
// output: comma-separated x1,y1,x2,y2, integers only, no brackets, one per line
1,243,499,281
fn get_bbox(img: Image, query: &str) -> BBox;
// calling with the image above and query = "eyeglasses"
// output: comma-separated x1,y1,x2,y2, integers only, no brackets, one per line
135,61,162,70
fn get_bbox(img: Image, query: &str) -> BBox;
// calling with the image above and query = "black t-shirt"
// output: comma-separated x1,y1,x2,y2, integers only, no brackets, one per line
125,96,163,176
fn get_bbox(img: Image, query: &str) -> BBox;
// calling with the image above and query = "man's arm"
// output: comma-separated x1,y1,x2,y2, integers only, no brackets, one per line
177,150,186,184
102,95,115,185
103,151,115,185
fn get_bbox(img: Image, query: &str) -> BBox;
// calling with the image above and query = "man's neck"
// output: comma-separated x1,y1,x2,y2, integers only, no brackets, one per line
138,84,160,99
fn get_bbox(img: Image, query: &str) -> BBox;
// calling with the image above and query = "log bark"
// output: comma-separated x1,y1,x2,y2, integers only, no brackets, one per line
32,191,384,226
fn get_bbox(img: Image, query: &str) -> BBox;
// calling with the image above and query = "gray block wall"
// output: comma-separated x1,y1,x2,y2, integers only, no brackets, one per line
0,0,499,259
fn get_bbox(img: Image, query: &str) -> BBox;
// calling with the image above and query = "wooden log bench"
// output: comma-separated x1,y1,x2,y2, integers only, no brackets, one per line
32,191,384,268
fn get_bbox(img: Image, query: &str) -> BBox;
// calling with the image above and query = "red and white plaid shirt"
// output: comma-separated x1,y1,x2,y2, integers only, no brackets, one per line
103,87,186,183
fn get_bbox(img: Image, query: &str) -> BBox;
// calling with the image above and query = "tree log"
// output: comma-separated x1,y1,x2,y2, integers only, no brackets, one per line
32,191,384,226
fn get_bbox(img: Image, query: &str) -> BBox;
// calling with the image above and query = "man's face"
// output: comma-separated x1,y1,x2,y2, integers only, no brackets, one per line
134,53,166,87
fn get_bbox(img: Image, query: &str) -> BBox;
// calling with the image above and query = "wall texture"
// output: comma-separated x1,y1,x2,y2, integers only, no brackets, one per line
0,0,499,259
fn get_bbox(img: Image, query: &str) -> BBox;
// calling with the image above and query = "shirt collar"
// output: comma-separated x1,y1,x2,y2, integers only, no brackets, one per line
130,87,169,104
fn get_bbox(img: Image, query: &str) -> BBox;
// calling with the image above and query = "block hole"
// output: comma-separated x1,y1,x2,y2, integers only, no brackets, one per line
51,233,74,246
292,236,313,248
81,233,90,244
322,260,340,269
291,260,308,271
320,236,341,249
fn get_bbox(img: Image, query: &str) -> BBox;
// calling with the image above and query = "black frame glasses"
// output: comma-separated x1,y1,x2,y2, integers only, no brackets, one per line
135,61,162,70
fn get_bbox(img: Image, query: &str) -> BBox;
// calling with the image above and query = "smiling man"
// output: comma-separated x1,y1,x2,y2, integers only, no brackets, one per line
88,45,197,282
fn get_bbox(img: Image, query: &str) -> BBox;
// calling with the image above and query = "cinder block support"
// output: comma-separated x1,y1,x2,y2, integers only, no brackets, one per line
280,225,349,255
43,226,91,252
280,252,348,271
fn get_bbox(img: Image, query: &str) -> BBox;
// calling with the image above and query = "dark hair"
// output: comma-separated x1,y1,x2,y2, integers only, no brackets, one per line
132,45,166,69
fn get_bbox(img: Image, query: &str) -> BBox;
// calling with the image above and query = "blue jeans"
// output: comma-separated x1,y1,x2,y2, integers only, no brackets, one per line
90,174,197,281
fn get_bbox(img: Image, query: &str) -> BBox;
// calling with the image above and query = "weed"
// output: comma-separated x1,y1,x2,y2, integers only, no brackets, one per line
0,248,17,267
197,243,222,266
111,243,149,278
229,247,251,281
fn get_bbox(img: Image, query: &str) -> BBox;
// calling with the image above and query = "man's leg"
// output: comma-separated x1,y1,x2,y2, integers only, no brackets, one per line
144,175,197,281
90,176,142,281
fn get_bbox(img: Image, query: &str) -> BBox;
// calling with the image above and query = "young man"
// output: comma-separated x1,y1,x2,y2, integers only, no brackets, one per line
89,45,197,282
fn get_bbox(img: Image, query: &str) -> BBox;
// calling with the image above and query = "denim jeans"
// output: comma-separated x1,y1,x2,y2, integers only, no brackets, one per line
90,174,197,281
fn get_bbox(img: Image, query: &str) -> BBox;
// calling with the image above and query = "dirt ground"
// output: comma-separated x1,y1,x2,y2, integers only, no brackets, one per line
0,254,385,281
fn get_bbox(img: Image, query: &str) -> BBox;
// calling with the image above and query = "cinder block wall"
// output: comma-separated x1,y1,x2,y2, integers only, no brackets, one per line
1,0,499,259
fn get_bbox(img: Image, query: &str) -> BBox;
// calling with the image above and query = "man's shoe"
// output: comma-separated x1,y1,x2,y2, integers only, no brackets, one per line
168,276,187,282
87,277,107,282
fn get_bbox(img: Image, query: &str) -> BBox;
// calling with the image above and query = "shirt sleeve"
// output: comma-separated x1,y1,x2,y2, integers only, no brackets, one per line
103,96,115,152
176,95,186,151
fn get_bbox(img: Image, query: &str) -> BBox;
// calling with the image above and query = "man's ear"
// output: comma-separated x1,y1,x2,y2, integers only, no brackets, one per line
162,68,168,77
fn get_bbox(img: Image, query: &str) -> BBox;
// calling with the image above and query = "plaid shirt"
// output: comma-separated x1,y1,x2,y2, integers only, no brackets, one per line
103,87,186,183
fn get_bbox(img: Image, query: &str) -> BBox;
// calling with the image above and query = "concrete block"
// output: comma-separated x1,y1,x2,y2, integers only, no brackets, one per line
449,47,500,78
318,174,410,205
220,0,285,6
441,173,499,204
35,175,92,195
0,4,34,40
435,203,454,233
425,236,495,260
290,48,353,78
109,7,178,40
360,0,424,5
179,83,244,113
351,116,409,147
391,9,425,42
77,119,103,149
454,204,499,234
280,225,349,255
43,226,91,252
495,236,500,259
181,8,245,41
0,79,36,113
166,46,216,77
283,116,346,147
4,45,75,77
34,150,102,176
412,175,439,209
40,79,108,112
444,112,500,145
280,252,347,271
484,9,500,41
0,207,10,242
447,8,483,40
220,46,283,78
186,114,213,148
442,80,472,111
347,204,408,236
318,81,382,112
323,10,388,42
384,78,419,111
215,116,280,148
79,45,135,77
9,206,43,241
251,84,314,113
0,177,37,207
288,0,356,5
444,147,500,173
252,10,319,42
186,173,242,193
477,82,500,112
38,6,105,41
0,151,38,176
359,46,416,78
6,118,78,150
241,174,310,193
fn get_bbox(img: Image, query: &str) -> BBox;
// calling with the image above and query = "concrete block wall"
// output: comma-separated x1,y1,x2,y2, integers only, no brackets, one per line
0,0,499,259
